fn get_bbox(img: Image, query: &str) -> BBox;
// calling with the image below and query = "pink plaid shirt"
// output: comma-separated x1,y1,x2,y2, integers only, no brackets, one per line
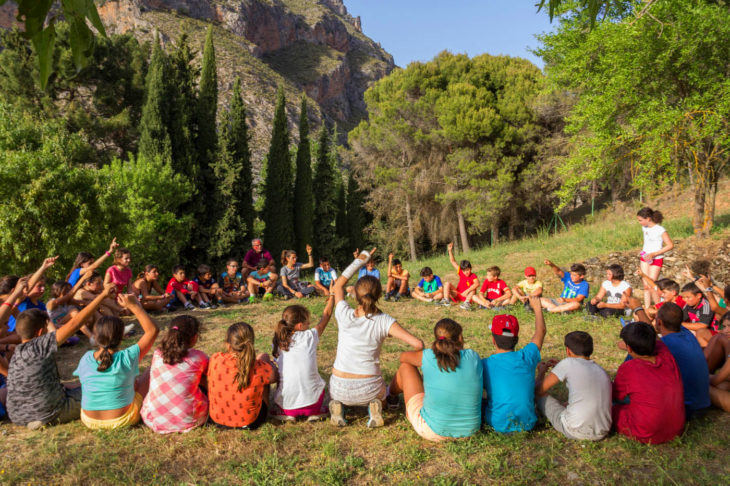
141,348,209,434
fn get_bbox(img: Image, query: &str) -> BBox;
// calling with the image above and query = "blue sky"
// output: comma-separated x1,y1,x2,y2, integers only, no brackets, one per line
345,1,556,69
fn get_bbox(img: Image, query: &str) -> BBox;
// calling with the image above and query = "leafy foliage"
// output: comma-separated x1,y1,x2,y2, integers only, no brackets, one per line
138,38,172,164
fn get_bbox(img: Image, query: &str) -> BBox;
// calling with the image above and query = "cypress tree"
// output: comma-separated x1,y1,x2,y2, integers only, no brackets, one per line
262,87,294,261
293,97,314,257
228,78,254,244
197,25,218,200
345,171,366,250
138,37,171,162
168,32,198,183
334,176,348,265
312,124,338,259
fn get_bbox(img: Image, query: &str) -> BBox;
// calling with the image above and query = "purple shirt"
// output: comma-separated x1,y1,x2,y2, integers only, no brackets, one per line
244,248,273,269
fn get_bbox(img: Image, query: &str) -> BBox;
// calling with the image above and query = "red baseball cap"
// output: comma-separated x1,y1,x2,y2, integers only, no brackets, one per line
524,266,537,276
490,314,519,337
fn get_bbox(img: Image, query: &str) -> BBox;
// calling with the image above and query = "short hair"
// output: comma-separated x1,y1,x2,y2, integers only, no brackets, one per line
681,282,701,295
251,238,262,245
15,309,49,340
493,334,518,351
486,266,501,277
564,331,593,357
570,263,586,276
690,260,711,278
319,256,329,264
657,279,680,293
392,258,402,266
256,259,269,271
197,264,211,275
725,285,730,303
459,260,472,270
172,265,185,274
607,264,624,281
85,271,102,285
420,267,433,277
657,302,683,332
226,258,238,266
620,322,656,356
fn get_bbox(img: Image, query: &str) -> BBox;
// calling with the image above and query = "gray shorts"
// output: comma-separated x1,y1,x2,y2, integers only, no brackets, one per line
329,374,386,406
537,395,607,441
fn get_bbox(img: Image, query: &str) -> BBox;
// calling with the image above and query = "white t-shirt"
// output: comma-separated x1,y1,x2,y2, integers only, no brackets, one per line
273,328,325,410
601,280,631,304
641,224,666,258
332,300,395,376
551,357,612,439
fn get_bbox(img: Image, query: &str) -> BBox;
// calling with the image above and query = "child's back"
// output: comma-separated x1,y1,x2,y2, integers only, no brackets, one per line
333,300,395,376
273,328,325,411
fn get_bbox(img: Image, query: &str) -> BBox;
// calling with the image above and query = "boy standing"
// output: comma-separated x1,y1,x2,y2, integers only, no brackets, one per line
540,260,589,313
482,297,546,433
535,331,612,441
412,267,444,303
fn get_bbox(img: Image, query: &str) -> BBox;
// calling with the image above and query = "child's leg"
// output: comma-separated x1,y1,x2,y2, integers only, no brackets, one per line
431,289,444,300
398,279,409,295
587,301,599,315
705,333,730,372
710,381,730,412
142,299,169,312
540,297,557,310
386,277,396,293
175,290,190,306
471,294,489,307
412,288,428,302
134,368,151,398
389,361,425,407
247,280,258,298
550,301,581,313
463,290,476,303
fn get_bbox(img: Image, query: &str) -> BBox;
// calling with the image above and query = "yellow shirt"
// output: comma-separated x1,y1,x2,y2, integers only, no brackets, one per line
516,279,543,295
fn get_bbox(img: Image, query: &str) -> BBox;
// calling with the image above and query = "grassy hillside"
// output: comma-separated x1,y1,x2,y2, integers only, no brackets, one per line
3,194,730,484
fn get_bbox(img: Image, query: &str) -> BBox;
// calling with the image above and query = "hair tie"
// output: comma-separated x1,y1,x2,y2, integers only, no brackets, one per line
437,336,447,340
172,326,179,330
102,345,110,350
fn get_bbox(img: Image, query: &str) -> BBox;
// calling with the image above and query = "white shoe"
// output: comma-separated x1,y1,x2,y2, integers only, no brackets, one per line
459,301,472,311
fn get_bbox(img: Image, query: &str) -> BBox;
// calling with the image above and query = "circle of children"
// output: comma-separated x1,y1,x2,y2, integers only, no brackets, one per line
1,207,729,445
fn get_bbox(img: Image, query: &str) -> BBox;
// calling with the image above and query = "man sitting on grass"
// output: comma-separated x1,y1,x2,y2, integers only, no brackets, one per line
540,260,589,313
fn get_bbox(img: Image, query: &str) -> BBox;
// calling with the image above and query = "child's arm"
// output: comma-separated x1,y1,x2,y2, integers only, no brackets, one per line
117,293,159,360
27,256,58,293
535,359,560,396
399,349,423,367
82,237,119,276
528,296,547,350
334,248,377,304
388,322,424,351
446,242,459,272
697,277,726,317
466,276,480,295
626,297,652,324
103,268,113,286
0,277,29,335
590,287,607,306
300,244,315,270
387,253,394,278
315,288,336,336
56,284,115,345
53,270,92,309
645,231,674,261
543,259,564,279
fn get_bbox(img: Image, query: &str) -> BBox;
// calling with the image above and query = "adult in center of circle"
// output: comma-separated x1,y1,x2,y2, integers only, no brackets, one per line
242,238,274,279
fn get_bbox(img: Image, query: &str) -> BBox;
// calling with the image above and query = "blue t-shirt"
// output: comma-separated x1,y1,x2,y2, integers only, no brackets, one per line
8,298,47,333
421,349,483,438
250,270,271,282
193,276,216,289
315,267,337,288
661,327,711,413
74,344,140,411
358,268,381,280
482,342,541,433
560,272,589,300
418,276,443,294
68,268,82,287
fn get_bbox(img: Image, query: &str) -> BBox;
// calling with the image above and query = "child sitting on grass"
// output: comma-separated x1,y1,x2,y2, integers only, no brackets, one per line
66,237,119,286
587,264,632,318
194,264,222,309
612,321,685,444
412,267,443,303
540,260,589,313
271,294,334,422
220,259,249,304
104,248,133,295
680,282,715,347
75,293,159,430
704,314,730,412
5,284,113,429
482,297,546,433
166,265,207,310
314,257,337,297
329,248,423,428
47,272,93,343
473,266,512,310
132,265,173,312
345,250,380,296
208,322,278,429
535,331,612,441
74,272,130,321
141,315,209,434
7,256,59,333
277,247,316,299
387,318,483,442
246,260,276,303
385,254,410,301
508,267,543,309
439,242,479,310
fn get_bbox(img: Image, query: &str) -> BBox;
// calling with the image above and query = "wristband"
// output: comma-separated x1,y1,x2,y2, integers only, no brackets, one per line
105,250,111,256
342,251,370,279
2,302,12,307
632,306,644,315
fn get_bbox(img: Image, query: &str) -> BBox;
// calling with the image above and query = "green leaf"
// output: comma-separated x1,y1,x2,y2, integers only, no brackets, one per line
31,21,57,90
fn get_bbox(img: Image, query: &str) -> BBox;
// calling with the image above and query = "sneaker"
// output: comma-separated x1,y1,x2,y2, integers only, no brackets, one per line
184,302,195,310
393,294,400,302
478,305,488,310
123,323,136,336
263,292,273,301
424,298,433,303
329,400,346,426
199,302,211,309
209,303,218,309
248,295,256,304
367,400,384,428
460,301,472,311
439,298,451,307
384,294,391,302
306,413,328,422
26,421,45,431
271,414,295,423
385,394,400,410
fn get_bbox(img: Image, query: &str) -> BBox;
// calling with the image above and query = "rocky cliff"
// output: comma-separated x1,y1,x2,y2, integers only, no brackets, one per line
1,0,394,159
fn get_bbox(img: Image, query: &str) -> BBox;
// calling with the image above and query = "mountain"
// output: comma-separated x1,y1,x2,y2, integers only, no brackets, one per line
0,0,394,159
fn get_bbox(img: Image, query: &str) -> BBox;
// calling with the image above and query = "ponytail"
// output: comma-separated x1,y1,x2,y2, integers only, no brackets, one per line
226,322,256,391
432,319,463,372
273,305,310,358
637,207,664,224
354,276,382,317
281,249,296,267
94,316,124,372
160,315,200,365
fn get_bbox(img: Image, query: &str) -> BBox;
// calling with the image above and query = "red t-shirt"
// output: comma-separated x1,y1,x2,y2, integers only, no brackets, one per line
207,354,275,428
612,340,685,444
456,269,478,294
480,279,509,300
166,278,199,295
656,295,686,310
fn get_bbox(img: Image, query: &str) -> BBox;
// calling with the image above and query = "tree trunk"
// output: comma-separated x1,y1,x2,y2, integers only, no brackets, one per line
491,222,499,246
452,233,460,254
590,180,598,217
457,209,470,253
405,194,417,261
692,175,708,238
508,205,519,240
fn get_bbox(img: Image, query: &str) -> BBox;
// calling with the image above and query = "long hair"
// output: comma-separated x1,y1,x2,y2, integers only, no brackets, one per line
354,276,382,317
281,250,296,267
432,319,463,372
0,275,20,295
94,316,125,372
137,264,159,280
51,281,71,299
273,305,310,358
160,315,201,365
67,252,94,281
226,322,256,391
637,207,663,224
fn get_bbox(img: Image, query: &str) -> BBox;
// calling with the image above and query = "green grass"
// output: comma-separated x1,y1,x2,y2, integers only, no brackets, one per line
3,203,730,484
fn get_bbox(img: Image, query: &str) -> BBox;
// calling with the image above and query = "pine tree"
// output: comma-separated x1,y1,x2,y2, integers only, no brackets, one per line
262,87,294,261
138,37,171,162
293,97,314,257
345,171,366,251
312,124,338,259
168,32,199,183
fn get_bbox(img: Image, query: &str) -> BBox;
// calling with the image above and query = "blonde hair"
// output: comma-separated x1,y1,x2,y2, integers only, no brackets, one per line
226,322,256,391
273,305,310,358
354,276,382,316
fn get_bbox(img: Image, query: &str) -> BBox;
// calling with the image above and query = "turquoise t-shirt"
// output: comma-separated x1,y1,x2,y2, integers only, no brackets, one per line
418,276,443,294
420,348,483,438
74,344,140,411
482,342,541,433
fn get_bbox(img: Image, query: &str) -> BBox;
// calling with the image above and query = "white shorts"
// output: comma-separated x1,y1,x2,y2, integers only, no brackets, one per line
329,374,386,406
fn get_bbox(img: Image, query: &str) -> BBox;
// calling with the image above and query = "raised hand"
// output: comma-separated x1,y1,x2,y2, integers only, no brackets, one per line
388,253,394,261
42,256,59,269
447,242,454,252
306,244,313,255
12,276,29,296
117,292,140,309
543,259,552,266
358,247,377,262
353,249,360,258
103,282,117,297
109,237,119,253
